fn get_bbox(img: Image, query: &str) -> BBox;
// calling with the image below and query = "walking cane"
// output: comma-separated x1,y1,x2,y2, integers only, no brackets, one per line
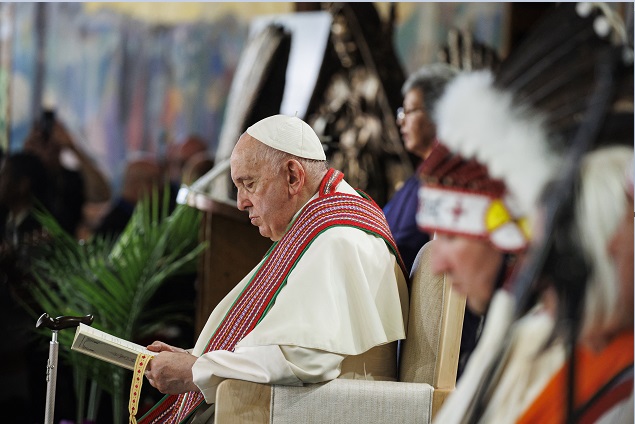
36,312,94,424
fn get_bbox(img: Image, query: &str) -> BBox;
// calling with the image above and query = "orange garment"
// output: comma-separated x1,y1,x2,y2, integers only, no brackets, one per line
518,331,634,424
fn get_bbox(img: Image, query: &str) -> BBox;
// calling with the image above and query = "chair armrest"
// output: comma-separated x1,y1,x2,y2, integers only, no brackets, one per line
215,379,271,424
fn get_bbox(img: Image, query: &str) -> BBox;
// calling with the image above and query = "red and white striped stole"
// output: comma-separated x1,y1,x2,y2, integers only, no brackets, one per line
139,169,405,423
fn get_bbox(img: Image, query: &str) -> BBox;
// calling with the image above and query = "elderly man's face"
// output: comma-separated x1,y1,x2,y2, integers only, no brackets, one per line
230,134,295,241
431,234,504,315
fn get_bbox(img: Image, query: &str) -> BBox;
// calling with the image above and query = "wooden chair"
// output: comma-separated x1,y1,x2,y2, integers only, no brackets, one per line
213,240,466,423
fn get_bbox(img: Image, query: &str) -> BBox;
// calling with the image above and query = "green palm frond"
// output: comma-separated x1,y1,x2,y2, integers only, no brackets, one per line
28,188,207,423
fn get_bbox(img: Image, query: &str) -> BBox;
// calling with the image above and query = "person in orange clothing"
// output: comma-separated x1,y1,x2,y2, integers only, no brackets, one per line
518,146,634,424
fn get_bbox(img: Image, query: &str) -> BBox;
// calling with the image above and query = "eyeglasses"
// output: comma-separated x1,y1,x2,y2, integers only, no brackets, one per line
396,106,424,123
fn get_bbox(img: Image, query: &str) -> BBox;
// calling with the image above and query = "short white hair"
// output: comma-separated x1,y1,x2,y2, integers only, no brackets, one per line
576,145,633,339
258,141,327,183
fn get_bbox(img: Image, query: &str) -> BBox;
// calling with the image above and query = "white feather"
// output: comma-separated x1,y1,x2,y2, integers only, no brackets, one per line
434,71,560,218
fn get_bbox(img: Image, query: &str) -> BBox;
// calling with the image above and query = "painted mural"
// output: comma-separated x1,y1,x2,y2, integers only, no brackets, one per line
1,2,509,192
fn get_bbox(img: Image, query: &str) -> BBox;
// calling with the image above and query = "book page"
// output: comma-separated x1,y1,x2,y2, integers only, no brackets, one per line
71,323,153,371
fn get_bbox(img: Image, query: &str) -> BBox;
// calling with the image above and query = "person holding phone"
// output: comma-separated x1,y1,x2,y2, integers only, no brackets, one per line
23,111,111,237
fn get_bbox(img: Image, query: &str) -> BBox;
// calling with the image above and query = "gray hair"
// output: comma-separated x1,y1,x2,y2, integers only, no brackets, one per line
575,145,633,340
258,142,328,183
402,63,459,119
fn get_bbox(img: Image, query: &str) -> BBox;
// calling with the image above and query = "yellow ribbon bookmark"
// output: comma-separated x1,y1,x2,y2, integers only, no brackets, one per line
129,353,153,424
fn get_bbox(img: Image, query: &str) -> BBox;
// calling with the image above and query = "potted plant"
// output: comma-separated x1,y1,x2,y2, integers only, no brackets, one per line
26,189,206,424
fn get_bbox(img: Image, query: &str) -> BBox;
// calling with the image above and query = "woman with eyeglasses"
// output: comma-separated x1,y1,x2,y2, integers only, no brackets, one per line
383,63,458,274
384,63,484,381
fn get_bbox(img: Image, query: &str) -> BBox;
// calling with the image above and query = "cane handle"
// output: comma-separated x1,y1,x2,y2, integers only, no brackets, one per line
36,313,95,331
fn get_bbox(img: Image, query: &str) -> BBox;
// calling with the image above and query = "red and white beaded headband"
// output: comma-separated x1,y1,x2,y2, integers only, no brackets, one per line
417,184,530,253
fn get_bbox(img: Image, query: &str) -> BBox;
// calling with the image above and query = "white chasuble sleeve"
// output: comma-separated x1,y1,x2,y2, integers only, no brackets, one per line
191,345,346,403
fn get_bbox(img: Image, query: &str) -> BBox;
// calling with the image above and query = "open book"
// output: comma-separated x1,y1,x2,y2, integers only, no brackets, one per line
71,323,153,371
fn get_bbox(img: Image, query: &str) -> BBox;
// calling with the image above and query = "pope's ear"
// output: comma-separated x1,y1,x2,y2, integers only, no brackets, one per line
286,159,305,195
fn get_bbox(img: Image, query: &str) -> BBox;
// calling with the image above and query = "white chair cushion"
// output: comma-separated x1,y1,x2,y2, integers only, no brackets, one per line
270,379,434,424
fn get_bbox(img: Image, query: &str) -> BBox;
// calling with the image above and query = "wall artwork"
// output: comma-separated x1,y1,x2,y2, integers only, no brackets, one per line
2,2,510,192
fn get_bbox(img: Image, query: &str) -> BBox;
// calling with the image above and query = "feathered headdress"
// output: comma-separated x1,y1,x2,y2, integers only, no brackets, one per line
417,143,530,253
432,70,557,220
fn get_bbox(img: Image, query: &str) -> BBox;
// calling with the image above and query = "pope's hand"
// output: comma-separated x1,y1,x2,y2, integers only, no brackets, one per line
145,341,199,394
147,341,188,354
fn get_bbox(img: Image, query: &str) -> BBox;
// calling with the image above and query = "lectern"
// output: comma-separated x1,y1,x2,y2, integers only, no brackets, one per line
194,198,272,334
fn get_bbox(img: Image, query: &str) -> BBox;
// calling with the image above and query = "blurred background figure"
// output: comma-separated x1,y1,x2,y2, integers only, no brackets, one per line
384,63,486,382
23,115,111,238
93,154,163,238
0,152,51,285
166,134,208,187
181,151,215,187
0,153,76,424
384,63,458,275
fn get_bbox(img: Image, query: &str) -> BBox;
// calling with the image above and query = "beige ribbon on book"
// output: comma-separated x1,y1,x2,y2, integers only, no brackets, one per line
129,353,153,424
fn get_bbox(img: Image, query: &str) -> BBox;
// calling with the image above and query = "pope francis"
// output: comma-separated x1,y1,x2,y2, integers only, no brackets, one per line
139,115,409,423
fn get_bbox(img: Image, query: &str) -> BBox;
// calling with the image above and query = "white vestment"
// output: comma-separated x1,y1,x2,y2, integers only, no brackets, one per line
190,178,409,404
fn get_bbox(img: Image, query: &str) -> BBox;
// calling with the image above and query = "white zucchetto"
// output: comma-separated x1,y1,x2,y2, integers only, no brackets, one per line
246,115,326,161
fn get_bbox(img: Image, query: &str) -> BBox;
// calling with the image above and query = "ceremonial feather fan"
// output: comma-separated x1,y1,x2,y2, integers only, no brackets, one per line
494,2,633,149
